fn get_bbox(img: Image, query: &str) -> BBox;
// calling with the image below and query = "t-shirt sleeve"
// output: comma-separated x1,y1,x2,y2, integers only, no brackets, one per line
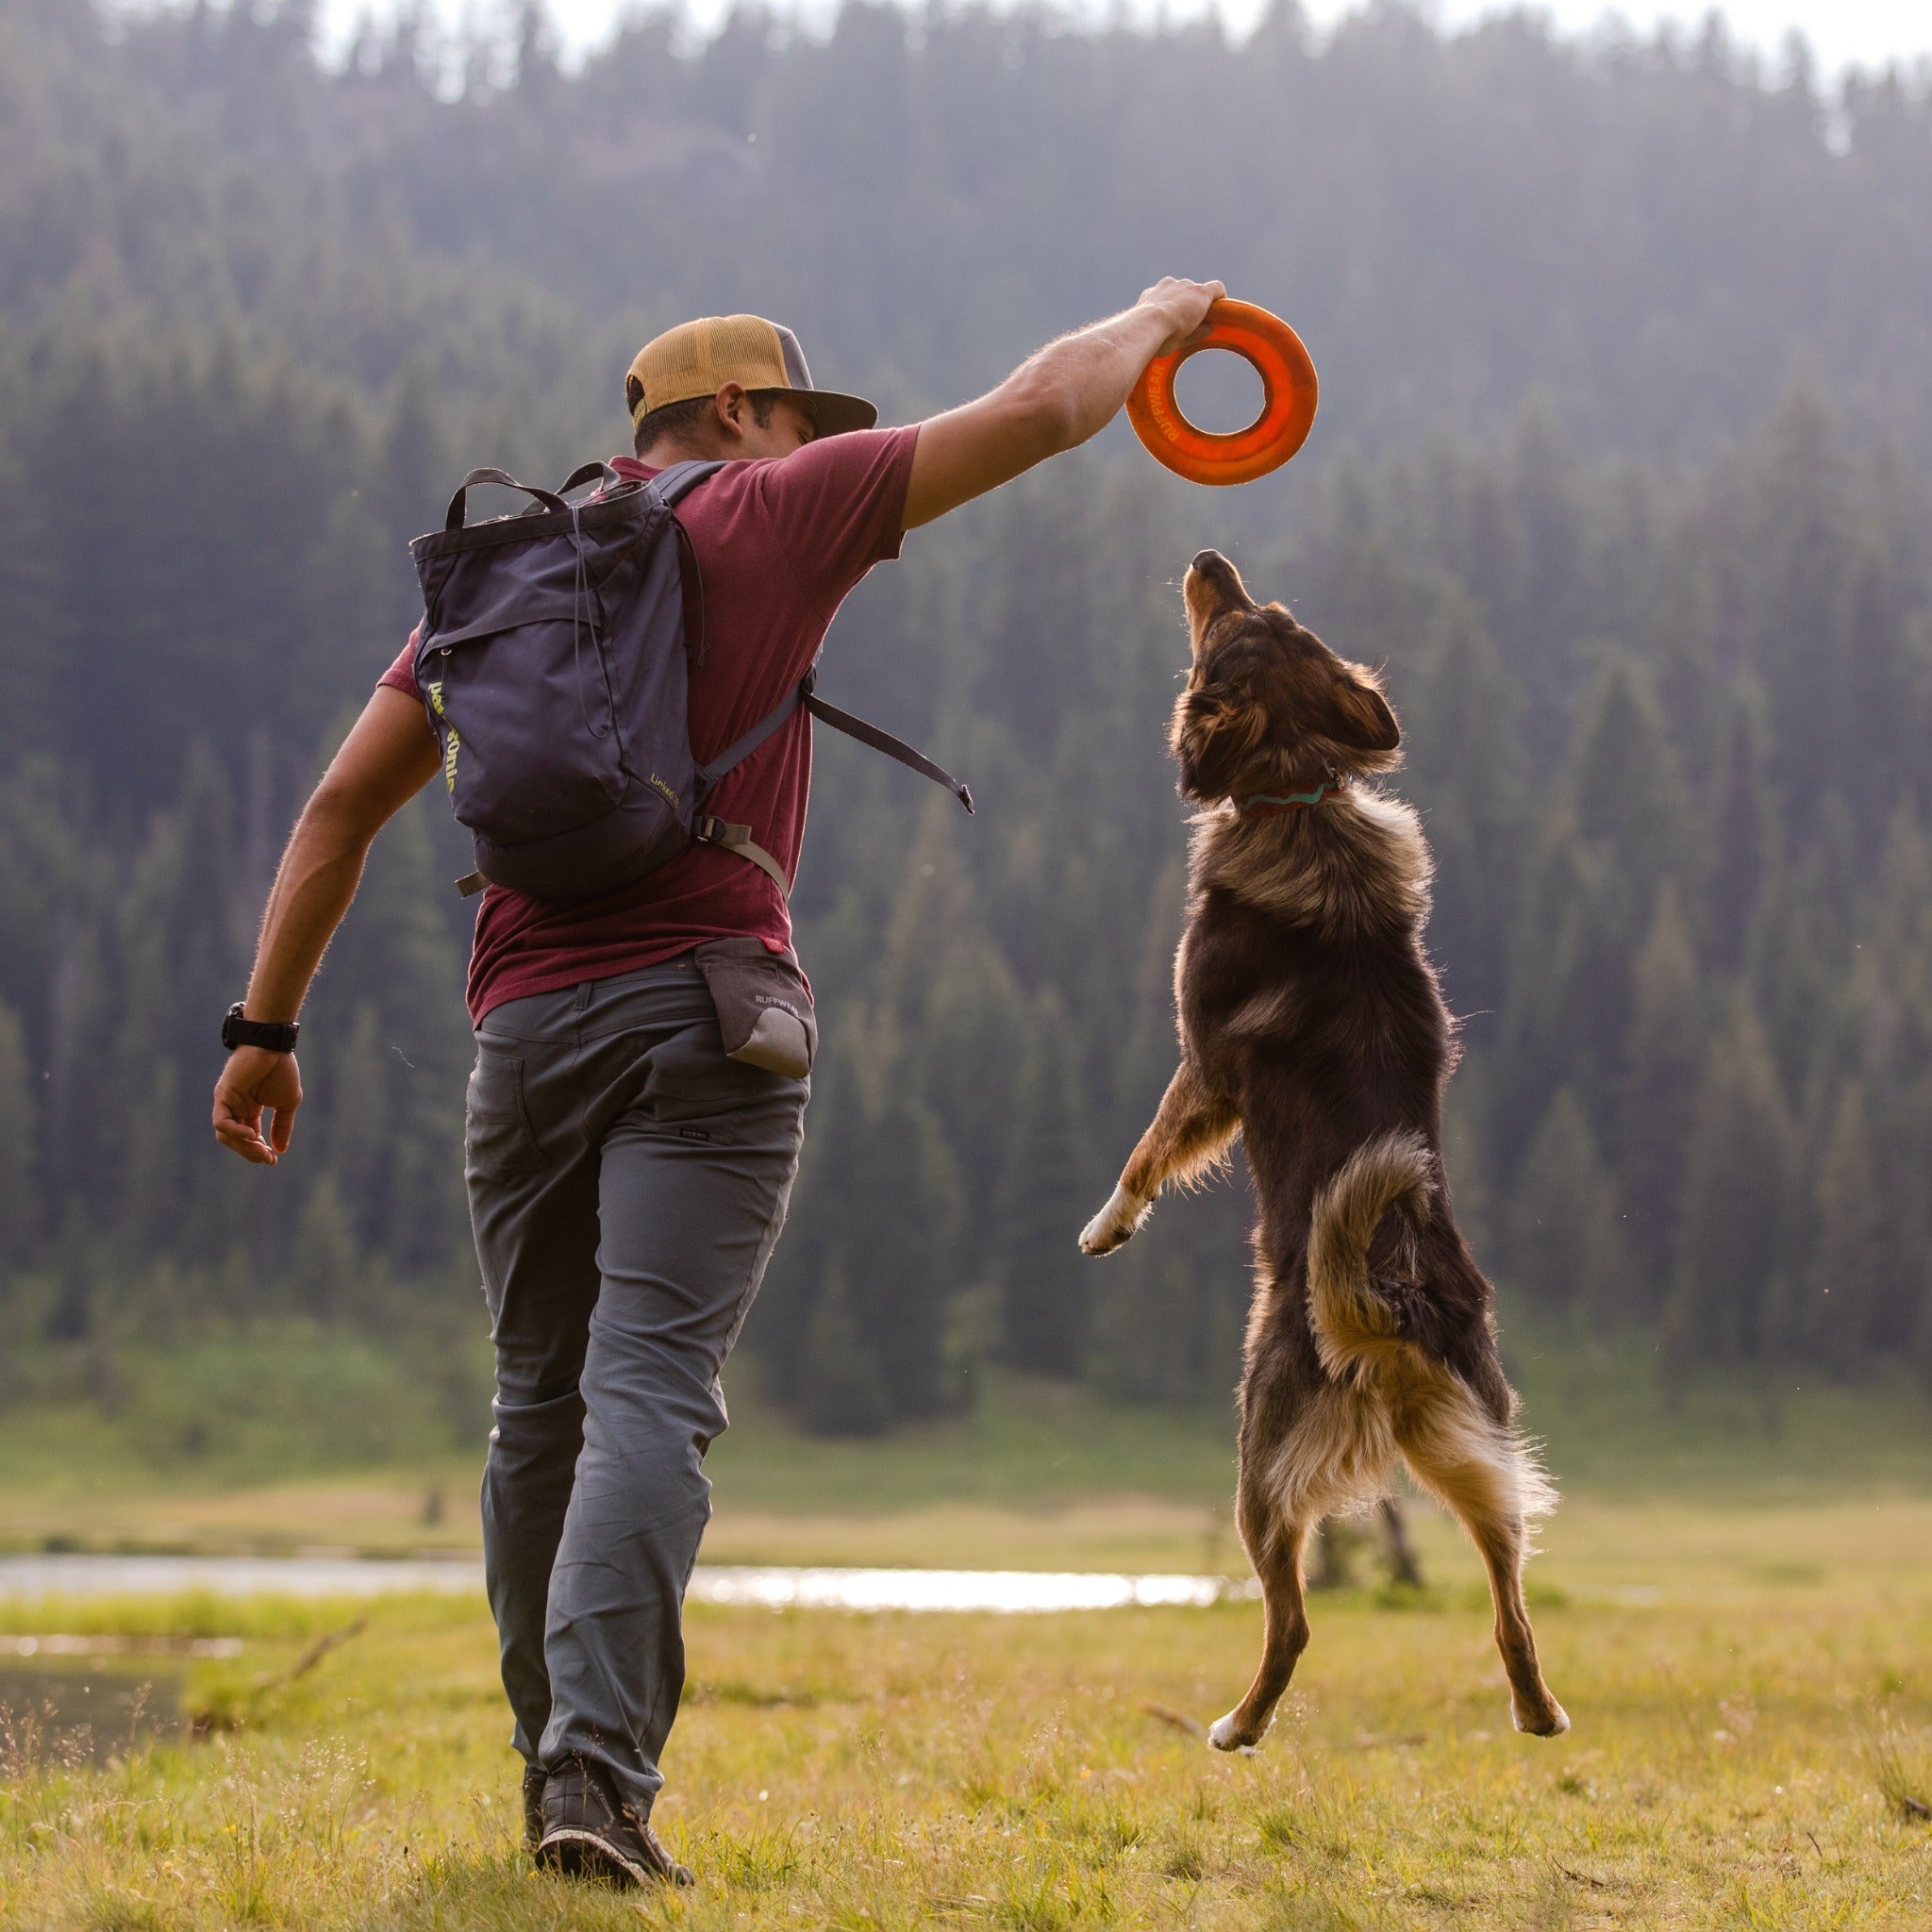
754,425,920,615
379,630,422,704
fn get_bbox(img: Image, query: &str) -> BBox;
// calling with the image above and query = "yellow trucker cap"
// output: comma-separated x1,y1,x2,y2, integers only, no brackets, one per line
625,315,877,438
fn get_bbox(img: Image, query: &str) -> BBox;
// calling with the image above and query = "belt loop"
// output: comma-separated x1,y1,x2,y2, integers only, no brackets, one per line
575,980,593,1013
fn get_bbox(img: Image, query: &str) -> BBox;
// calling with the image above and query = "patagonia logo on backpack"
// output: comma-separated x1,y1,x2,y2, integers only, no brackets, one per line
408,459,972,904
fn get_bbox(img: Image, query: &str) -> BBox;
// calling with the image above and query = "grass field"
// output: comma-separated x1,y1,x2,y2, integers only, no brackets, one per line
3,1506,1932,1930
4,1343,1932,1926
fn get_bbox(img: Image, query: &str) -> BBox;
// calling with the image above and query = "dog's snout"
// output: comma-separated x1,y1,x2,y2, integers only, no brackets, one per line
1183,550,1254,654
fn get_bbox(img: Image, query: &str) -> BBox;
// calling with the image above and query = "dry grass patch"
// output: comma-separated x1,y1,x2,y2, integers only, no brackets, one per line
1,1538,1930,1928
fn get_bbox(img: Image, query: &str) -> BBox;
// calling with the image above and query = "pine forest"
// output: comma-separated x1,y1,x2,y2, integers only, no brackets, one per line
2,0,1931,1435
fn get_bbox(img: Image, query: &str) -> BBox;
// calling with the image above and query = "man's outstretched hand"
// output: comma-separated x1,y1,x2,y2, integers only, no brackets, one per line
903,275,1229,528
212,1047,304,1166
1137,276,1226,357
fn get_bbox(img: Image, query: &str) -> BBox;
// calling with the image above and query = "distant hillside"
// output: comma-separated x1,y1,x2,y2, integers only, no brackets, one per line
2,0,1931,1425
3,0,1930,460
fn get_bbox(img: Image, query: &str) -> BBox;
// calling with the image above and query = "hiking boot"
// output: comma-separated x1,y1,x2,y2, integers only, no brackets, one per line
537,1755,693,1889
521,1762,546,1856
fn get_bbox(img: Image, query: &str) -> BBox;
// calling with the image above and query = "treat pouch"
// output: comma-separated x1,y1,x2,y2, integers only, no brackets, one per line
693,939,816,1078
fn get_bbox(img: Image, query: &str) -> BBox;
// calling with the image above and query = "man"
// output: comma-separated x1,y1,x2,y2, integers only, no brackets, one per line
210,276,1223,1887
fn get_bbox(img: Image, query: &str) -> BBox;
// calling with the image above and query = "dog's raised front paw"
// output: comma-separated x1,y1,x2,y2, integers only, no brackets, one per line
1078,1185,1152,1257
1207,1711,1262,1753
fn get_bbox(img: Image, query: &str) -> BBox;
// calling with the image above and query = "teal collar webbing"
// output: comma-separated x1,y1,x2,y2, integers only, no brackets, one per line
1235,780,1344,820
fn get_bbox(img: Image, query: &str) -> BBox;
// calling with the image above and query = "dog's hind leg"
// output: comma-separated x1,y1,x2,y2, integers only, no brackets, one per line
1208,1457,1311,1751
1079,1059,1236,1256
1394,1375,1568,1738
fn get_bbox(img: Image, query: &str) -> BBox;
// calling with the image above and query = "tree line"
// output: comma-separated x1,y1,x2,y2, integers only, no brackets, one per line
1,0,1929,1430
6,0,1930,464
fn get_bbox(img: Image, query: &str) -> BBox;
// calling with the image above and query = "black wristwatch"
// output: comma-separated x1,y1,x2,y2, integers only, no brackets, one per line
223,1002,300,1055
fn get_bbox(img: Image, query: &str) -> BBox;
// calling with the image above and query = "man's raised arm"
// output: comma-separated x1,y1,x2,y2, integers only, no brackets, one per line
211,685,441,1167
901,276,1224,529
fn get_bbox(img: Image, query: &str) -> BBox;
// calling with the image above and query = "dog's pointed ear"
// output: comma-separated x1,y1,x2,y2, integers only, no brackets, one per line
1325,670,1400,753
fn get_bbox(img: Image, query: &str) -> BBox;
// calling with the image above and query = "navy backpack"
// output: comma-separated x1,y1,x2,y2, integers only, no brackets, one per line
408,460,971,901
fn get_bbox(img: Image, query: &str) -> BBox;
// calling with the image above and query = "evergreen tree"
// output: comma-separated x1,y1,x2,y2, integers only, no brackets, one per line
324,1003,389,1248
996,995,1097,1378
292,1174,359,1320
758,1008,964,1430
1615,884,1702,1301
1706,706,1770,974
1805,1083,1888,1377
797,1257,891,1438
916,944,1030,1280
0,1001,37,1272
1666,1001,1798,1365
1396,588,1526,1018
1912,1257,1932,1400
1569,655,1689,892
1507,1087,1637,1327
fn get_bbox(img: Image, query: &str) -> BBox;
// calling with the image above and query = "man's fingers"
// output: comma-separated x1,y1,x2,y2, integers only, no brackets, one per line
212,1053,302,1167
1146,280,1227,358
214,1116,276,1165
212,1089,275,1165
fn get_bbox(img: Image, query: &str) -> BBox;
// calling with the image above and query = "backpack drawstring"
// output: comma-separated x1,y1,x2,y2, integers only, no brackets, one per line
570,501,609,741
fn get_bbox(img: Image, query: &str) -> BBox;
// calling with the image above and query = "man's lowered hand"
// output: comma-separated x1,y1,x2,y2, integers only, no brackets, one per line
212,1046,304,1166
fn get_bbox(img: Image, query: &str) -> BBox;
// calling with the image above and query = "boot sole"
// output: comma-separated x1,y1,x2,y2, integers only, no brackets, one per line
538,1825,688,1889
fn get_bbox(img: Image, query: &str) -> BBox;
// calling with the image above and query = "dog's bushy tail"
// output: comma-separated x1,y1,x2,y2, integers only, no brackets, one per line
1307,1132,1558,1531
1306,1132,1435,1381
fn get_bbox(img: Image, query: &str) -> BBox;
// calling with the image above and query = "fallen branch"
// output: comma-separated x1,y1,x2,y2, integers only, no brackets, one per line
252,1616,369,1695
1141,1701,1206,1740
1555,1860,1615,1891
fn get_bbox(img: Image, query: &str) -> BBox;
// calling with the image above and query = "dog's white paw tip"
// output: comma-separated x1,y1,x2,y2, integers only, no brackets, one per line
1512,1699,1570,1739
1207,1714,1254,1754
1080,1188,1150,1257
1077,1215,1122,1257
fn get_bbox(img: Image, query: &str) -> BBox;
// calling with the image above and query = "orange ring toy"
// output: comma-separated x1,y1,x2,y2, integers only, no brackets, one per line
1127,298,1319,486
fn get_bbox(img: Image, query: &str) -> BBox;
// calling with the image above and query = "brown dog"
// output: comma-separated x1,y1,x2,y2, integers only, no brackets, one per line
1080,550,1567,1749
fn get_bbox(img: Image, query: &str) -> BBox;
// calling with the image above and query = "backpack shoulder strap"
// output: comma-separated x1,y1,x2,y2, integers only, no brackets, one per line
693,663,974,815
694,683,807,796
804,682,974,814
651,458,726,507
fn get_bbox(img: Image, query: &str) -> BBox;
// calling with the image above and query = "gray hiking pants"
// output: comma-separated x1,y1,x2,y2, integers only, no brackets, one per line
465,958,808,1822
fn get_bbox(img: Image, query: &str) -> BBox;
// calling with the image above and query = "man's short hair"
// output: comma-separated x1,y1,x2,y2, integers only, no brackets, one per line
629,382,777,458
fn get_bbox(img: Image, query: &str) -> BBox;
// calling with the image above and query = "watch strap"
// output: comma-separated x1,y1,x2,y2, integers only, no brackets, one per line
224,1002,300,1055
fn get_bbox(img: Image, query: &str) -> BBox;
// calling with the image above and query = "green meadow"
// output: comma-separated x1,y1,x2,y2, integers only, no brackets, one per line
3,1349,1931,1928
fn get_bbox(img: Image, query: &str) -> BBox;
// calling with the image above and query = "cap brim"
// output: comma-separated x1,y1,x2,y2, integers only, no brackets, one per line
781,388,877,437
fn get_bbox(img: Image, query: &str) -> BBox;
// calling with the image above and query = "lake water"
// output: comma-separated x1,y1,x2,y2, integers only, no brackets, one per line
0,1662,184,1760
0,1554,1254,1613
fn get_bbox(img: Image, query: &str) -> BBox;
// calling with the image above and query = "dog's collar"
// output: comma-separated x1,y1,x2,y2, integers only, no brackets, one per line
1235,779,1345,819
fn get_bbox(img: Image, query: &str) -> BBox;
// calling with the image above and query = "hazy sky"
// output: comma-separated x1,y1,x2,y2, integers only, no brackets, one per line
318,0,1932,77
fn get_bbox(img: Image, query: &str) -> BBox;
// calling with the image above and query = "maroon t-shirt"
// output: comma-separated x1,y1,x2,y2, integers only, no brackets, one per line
381,425,921,1023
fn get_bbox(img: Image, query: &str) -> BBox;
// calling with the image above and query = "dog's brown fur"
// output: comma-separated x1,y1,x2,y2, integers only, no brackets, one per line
1080,551,1567,1749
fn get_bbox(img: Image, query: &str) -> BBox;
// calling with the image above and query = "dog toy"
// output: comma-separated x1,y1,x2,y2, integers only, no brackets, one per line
1127,299,1318,486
